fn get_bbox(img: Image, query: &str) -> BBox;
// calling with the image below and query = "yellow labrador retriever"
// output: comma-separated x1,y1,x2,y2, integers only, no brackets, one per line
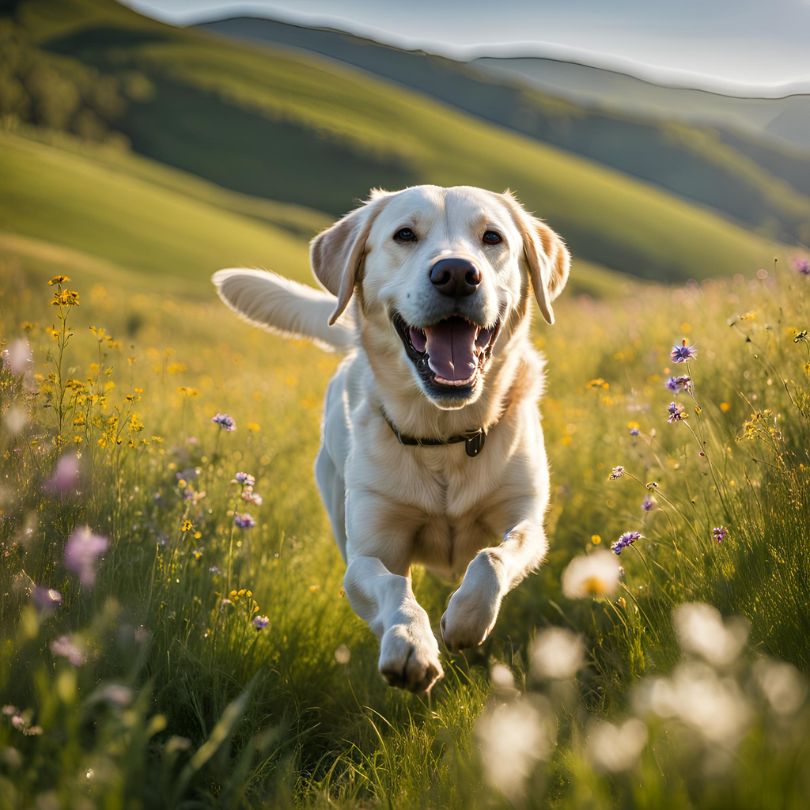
213,185,570,693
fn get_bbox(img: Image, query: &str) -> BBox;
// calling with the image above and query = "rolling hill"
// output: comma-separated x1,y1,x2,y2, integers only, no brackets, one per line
473,55,810,152
194,15,810,245
0,129,628,299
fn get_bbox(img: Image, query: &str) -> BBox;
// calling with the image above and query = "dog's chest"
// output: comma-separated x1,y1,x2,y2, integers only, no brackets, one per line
412,510,498,579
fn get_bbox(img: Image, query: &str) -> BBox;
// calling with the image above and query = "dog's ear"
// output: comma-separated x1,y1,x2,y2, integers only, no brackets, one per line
311,192,390,325
503,193,570,325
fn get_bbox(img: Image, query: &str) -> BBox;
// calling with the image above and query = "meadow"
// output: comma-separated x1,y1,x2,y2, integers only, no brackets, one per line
1,223,808,807
1,2,809,806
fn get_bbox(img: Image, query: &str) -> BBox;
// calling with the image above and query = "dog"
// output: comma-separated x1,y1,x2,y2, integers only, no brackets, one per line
213,185,570,693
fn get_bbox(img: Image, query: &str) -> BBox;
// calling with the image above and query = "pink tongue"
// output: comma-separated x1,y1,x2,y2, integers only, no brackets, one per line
424,318,478,381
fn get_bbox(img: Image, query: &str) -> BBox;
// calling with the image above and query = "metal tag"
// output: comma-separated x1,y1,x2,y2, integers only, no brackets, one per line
465,430,486,457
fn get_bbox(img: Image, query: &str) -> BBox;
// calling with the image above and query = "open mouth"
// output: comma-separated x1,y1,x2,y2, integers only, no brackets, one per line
393,312,500,393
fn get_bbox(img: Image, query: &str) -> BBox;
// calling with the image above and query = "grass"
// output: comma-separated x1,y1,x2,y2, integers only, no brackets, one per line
6,0,788,283
1,216,808,807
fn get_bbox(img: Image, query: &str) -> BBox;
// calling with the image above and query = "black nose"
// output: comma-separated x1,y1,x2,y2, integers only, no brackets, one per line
429,258,481,298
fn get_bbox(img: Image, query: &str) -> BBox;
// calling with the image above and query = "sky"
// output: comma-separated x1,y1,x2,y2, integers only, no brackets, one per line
123,0,810,93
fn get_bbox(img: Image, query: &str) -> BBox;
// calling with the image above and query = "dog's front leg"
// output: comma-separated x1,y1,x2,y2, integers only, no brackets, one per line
441,517,548,651
343,489,442,692
344,555,443,692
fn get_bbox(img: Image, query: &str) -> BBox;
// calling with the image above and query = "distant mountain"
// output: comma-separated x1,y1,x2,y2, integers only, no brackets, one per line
472,56,810,152
195,15,810,246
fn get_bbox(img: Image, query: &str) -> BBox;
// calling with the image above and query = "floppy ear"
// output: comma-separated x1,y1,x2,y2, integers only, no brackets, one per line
504,194,571,325
310,191,390,325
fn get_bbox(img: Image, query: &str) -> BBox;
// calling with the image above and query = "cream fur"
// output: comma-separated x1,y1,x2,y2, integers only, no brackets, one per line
212,185,570,693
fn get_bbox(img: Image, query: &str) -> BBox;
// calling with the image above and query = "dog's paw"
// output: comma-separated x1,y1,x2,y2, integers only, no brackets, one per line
441,551,505,651
379,623,443,693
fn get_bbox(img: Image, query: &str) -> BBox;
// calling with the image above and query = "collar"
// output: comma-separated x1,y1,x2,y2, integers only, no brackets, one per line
381,409,487,457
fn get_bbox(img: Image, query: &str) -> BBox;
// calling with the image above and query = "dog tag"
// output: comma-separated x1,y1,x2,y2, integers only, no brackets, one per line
465,430,486,457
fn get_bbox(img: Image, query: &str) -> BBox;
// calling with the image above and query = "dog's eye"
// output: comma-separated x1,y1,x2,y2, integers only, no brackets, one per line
482,230,502,245
393,227,417,243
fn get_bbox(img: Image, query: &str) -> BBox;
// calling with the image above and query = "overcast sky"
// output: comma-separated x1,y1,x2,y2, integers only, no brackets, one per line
124,0,810,93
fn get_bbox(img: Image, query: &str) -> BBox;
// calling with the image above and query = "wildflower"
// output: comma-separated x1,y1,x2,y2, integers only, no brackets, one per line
590,534,602,545
665,375,691,393
609,465,624,480
530,627,585,680
233,472,255,487
792,256,810,276
180,519,193,533
587,378,609,390
611,531,641,555
241,489,263,506
212,413,236,431
562,551,622,598
335,644,351,664
629,426,640,437
234,513,256,529
719,401,731,413
252,615,270,630
32,587,62,613
712,526,728,544
641,496,656,512
752,658,807,717
48,275,71,286
586,718,647,773
636,661,751,745
667,401,688,423
1,338,32,376
670,340,697,363
44,452,81,495
51,289,80,307
50,634,86,666
94,684,133,708
475,698,554,800
672,602,749,667
64,526,109,587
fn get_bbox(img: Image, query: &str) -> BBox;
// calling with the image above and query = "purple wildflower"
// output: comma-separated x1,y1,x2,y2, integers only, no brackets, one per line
234,513,256,530
611,531,641,555
712,526,728,544
50,634,86,666
233,472,255,487
629,427,640,437
667,402,688,423
253,615,270,631
641,496,656,512
32,586,62,613
44,452,81,495
665,375,691,393
609,466,625,480
212,413,236,431
792,257,810,276
671,341,697,363
64,526,108,587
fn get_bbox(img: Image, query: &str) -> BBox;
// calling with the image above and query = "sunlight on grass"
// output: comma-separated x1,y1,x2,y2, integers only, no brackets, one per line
0,249,808,807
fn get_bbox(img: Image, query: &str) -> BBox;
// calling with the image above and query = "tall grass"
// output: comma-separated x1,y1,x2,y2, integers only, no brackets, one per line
0,252,808,807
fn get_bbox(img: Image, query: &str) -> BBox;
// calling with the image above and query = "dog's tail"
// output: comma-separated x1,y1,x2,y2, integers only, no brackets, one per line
212,269,355,352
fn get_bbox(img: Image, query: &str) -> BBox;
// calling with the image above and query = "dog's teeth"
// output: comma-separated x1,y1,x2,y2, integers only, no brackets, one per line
434,373,476,387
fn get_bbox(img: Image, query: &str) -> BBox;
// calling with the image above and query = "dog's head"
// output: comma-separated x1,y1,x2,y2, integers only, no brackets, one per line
312,185,570,409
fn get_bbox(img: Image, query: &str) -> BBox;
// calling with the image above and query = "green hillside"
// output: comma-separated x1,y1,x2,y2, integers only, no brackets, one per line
0,130,311,290
196,15,810,245
0,129,628,299
2,0,785,284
